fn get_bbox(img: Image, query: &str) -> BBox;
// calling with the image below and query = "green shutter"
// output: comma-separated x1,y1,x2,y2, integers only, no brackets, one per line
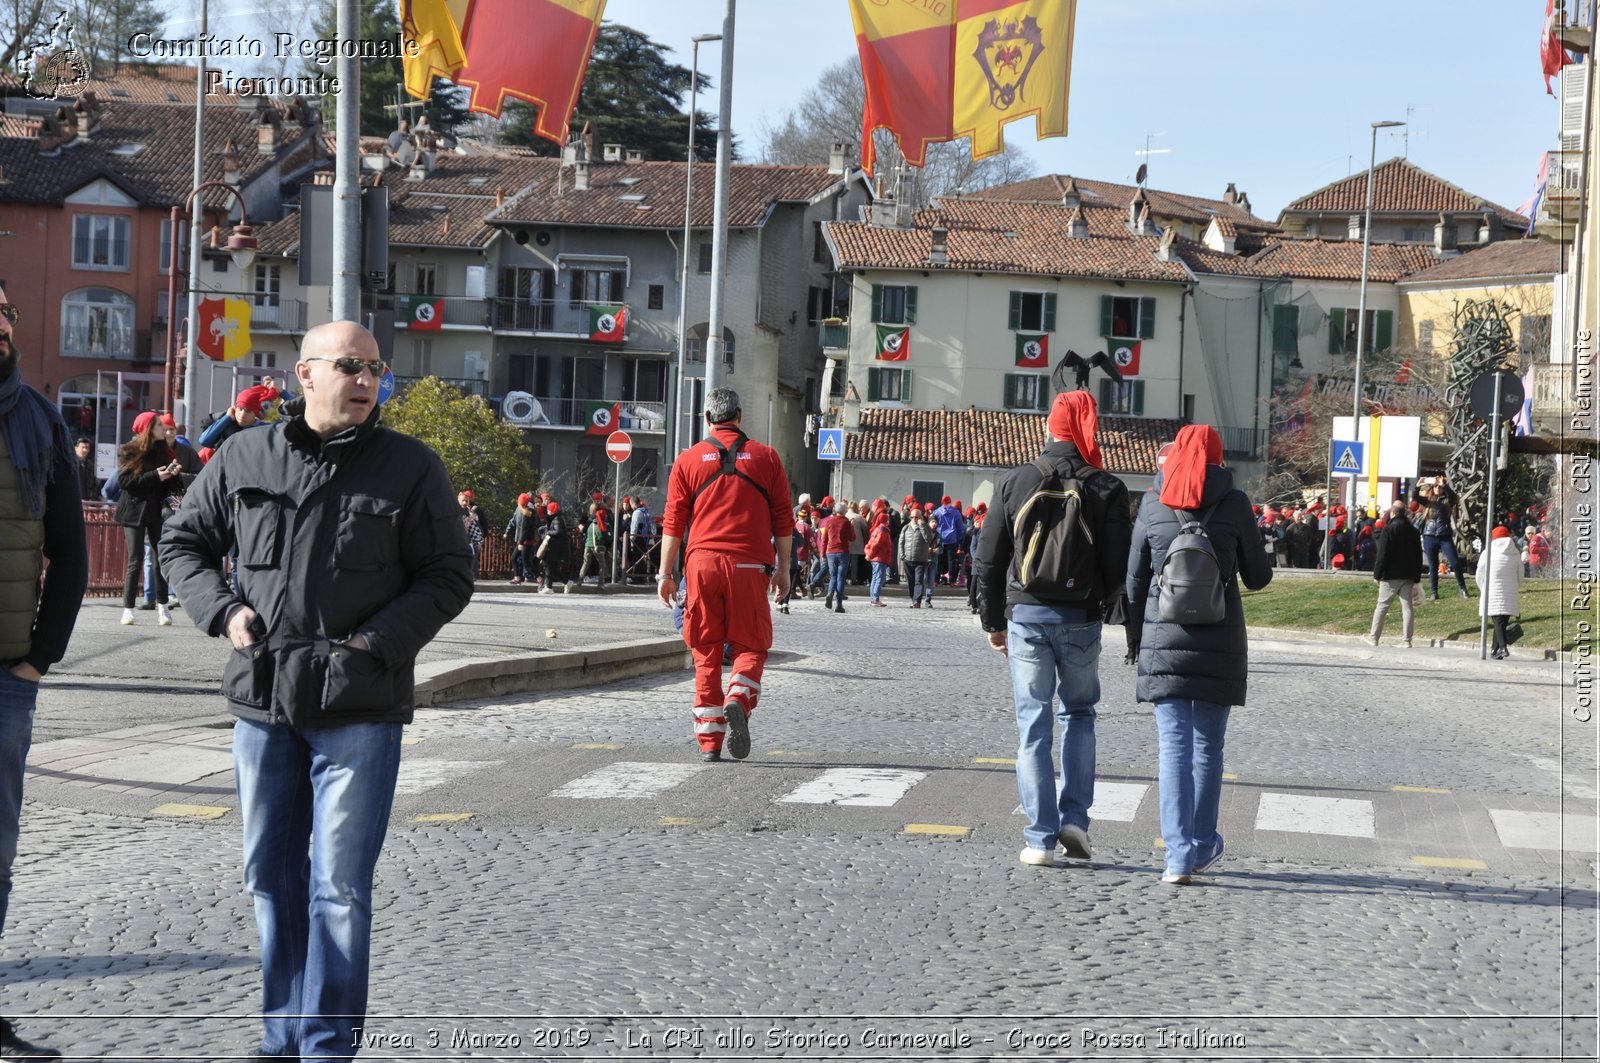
1043,293,1057,332
901,368,912,403
867,367,881,401
1139,297,1156,339
1328,308,1346,354
1132,381,1145,415
904,286,918,324
1374,309,1394,352
1008,292,1022,331
1003,373,1017,408
870,284,883,323
1100,295,1114,337
1272,305,1300,355
1098,378,1113,408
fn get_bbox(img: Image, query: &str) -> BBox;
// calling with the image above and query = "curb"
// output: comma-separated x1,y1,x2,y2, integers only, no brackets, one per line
413,636,690,706
1247,624,1561,664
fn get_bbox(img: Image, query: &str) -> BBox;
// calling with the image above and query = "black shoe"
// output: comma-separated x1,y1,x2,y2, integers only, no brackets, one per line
723,701,751,760
136,600,156,611
1,1019,61,1061
825,594,834,609
834,602,845,614
701,748,723,763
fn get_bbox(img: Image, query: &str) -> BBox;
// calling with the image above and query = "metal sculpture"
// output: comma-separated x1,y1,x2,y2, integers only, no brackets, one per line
1443,298,1518,558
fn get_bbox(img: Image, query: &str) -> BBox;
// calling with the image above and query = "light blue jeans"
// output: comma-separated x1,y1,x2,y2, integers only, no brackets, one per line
869,561,889,602
1154,699,1230,876
0,668,40,935
826,554,849,601
1006,620,1101,851
233,719,403,1061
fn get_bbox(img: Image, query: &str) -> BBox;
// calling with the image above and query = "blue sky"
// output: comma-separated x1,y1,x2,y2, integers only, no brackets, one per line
195,0,1570,221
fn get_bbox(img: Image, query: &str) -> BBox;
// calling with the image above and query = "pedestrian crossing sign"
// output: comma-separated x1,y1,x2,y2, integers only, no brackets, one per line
1331,439,1364,475
818,428,843,462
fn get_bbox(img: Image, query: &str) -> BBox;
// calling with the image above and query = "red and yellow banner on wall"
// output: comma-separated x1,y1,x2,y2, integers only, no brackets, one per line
850,0,1078,175
402,0,607,145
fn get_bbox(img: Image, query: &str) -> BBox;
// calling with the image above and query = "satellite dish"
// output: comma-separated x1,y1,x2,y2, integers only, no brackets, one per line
395,141,417,168
1135,163,1148,186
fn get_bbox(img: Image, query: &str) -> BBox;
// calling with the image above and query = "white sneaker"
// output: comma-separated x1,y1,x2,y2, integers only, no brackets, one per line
1018,847,1055,867
120,608,135,625
565,581,578,592
1360,634,1379,647
156,604,172,626
1058,823,1092,860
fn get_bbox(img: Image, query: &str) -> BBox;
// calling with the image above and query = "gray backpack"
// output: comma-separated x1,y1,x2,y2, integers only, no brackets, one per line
1157,500,1226,624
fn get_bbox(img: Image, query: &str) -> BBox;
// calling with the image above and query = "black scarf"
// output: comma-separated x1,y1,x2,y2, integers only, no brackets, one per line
0,357,71,517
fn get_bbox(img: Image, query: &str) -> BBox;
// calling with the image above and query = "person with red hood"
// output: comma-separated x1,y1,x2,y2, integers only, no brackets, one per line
1127,424,1272,885
865,510,895,605
976,390,1131,869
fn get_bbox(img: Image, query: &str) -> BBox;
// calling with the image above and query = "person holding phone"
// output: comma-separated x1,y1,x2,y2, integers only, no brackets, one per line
114,410,183,626
1412,477,1469,599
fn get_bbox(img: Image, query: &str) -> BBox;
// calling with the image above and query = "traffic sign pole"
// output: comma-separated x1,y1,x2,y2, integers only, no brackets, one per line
605,430,633,586
1479,370,1504,660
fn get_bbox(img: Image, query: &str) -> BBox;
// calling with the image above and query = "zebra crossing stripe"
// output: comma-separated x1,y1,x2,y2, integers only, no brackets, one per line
551,762,703,799
396,759,502,797
777,768,927,807
1255,793,1376,838
1092,782,1149,823
1488,809,1600,853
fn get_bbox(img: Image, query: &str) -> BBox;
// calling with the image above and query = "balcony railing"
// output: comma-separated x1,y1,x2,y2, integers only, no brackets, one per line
61,323,135,358
393,375,489,398
819,322,849,350
163,295,310,333
503,395,667,432
1531,363,1573,425
491,298,630,338
394,294,494,330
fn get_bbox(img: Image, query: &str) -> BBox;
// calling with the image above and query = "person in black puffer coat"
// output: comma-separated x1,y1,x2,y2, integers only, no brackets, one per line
1127,424,1272,885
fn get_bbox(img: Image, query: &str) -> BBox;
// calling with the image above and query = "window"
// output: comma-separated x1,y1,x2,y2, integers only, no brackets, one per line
622,358,668,403
1008,291,1057,332
1098,378,1144,415
1418,319,1435,356
61,287,135,357
697,242,712,274
158,218,190,274
911,480,944,506
1099,295,1154,340
211,256,228,273
72,214,130,270
808,285,840,324
497,266,555,329
867,366,911,403
1271,305,1300,356
577,443,607,476
568,267,624,308
250,351,277,369
253,265,281,307
647,283,664,310
414,263,437,295
812,220,827,263
870,283,917,325
687,325,735,369
1400,227,1429,243
1003,373,1048,411
1327,308,1393,355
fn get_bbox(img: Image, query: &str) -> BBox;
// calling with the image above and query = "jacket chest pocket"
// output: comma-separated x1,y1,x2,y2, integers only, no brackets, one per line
334,494,402,572
232,489,287,569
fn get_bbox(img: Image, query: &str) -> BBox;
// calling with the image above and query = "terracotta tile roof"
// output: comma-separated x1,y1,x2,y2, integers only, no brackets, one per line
846,407,1184,477
826,200,1194,283
1281,157,1528,228
382,149,551,248
0,98,316,210
490,160,846,229
247,213,300,257
1212,216,1238,238
966,174,1278,233
1234,239,1443,283
1397,238,1564,284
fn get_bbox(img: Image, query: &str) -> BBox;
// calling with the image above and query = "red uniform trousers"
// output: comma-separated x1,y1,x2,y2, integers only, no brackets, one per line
683,551,772,754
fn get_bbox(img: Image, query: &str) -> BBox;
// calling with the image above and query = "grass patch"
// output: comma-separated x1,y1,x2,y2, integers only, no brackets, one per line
1241,576,1592,651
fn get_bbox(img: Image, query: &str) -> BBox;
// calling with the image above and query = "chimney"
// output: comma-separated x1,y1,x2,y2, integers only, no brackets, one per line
1065,205,1088,239
442,214,451,236
582,123,597,164
1433,212,1458,256
574,156,590,191
1477,212,1495,244
828,141,848,174
1347,214,1363,240
1237,191,1252,215
602,142,622,162
56,106,77,147
1222,182,1238,205
1060,176,1080,209
73,97,93,139
35,116,61,155
1128,187,1149,234
222,137,241,185
928,225,948,265
495,187,505,208
624,148,643,163
257,111,277,154
1156,226,1177,262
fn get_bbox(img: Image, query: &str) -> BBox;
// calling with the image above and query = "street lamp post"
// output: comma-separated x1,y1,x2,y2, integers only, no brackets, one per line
1349,118,1404,520
166,181,258,418
674,32,721,458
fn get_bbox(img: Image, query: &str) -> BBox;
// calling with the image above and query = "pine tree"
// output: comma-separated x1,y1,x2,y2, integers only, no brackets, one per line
307,0,472,136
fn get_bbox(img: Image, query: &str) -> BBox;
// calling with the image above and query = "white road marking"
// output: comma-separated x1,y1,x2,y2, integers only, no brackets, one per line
549,761,703,800
1255,793,1376,838
777,768,927,807
1488,809,1600,853
1526,756,1600,800
395,759,502,797
1092,782,1150,823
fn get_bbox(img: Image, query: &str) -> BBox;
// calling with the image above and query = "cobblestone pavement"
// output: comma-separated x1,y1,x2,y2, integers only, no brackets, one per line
5,593,1597,1061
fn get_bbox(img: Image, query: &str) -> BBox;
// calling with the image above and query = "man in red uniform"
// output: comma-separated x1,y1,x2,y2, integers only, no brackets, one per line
656,388,792,761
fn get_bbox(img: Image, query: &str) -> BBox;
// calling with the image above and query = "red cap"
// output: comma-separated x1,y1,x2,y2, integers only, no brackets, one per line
158,413,176,427
518,493,532,506
1492,525,1511,540
941,495,951,505
904,494,916,505
131,411,156,436
235,385,279,414
547,501,560,514
822,495,834,507
460,490,474,500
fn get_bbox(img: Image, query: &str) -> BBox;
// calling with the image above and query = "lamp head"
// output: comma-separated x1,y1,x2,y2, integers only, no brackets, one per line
692,33,722,43
226,223,258,271
1372,120,1405,129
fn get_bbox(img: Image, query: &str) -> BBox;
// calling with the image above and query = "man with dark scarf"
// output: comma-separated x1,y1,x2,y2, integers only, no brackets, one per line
0,290,88,1062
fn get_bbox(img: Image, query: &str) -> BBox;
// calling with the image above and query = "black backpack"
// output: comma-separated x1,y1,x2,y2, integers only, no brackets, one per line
1008,458,1098,603
1156,500,1226,624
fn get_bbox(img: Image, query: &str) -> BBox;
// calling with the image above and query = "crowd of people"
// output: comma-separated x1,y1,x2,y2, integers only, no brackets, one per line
483,489,657,593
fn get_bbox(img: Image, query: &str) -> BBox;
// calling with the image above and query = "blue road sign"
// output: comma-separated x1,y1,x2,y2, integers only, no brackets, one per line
817,428,843,462
376,369,396,406
1331,439,1364,476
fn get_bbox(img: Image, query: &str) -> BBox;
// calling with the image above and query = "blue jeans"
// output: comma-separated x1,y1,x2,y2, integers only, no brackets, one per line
826,554,849,600
233,719,403,1061
869,561,889,601
1422,534,1466,595
1154,699,1230,876
0,669,41,935
1006,620,1101,851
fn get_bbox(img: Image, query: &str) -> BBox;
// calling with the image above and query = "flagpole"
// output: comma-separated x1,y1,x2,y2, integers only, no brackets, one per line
179,0,206,428
675,32,720,457
331,0,362,323
704,0,735,400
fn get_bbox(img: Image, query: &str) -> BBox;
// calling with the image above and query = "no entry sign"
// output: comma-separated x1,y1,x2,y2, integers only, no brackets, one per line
605,430,632,464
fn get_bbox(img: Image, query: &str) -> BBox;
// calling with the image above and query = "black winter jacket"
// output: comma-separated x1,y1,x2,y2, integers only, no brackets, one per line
1372,514,1424,583
114,445,179,528
976,441,1132,633
1127,465,1273,706
159,414,475,727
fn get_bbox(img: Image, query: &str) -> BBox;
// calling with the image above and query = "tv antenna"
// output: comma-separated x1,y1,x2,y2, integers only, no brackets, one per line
1134,131,1170,186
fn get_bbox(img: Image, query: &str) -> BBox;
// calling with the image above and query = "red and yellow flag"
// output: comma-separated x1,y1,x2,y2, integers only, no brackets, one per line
196,298,252,362
401,0,471,99
954,0,1078,161
849,0,955,176
452,0,606,142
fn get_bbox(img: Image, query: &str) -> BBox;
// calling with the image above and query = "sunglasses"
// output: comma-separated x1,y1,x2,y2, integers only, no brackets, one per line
304,356,388,377
0,304,18,326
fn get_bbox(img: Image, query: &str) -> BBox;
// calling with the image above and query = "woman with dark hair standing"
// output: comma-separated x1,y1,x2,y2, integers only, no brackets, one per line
1128,425,1273,885
1413,478,1469,600
114,411,182,626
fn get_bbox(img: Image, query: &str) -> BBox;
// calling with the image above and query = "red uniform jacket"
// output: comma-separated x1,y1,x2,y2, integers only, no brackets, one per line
661,425,792,566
